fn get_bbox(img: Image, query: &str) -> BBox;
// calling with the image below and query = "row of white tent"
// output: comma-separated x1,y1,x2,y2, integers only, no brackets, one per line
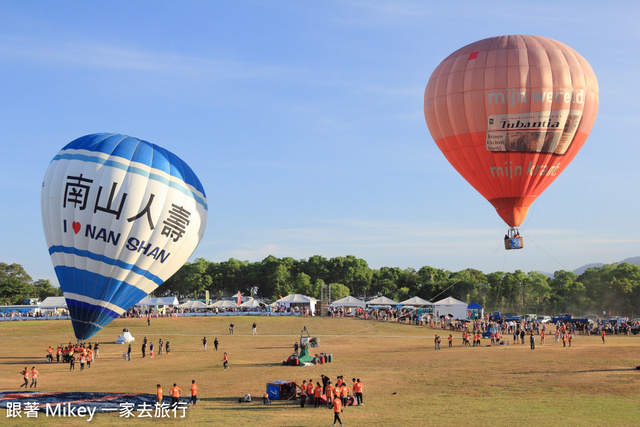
40,294,477,319
330,295,471,319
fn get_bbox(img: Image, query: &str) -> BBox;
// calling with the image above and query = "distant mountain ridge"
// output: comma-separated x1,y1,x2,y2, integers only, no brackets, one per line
538,256,640,278
572,256,640,276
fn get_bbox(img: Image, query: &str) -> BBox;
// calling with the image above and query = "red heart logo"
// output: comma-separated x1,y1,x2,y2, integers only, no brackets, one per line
72,222,81,234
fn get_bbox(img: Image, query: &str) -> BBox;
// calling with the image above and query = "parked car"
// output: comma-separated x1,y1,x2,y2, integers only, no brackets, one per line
538,315,551,324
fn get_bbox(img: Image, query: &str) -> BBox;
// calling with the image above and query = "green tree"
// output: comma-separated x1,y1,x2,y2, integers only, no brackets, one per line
330,283,350,300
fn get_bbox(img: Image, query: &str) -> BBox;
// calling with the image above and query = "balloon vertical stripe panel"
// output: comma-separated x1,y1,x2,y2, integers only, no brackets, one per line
424,35,598,227
41,133,207,339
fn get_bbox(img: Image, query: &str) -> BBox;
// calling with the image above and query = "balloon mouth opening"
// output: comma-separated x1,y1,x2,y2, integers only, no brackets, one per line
71,319,104,341
489,197,534,227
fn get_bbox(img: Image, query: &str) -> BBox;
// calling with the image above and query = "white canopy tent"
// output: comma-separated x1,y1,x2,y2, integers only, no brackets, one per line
240,298,263,309
276,294,317,314
432,296,468,320
39,296,68,309
366,296,399,307
178,300,208,309
399,296,433,306
330,296,366,309
210,300,238,309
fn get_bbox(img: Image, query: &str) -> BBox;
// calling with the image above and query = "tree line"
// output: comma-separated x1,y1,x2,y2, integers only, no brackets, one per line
3,256,640,318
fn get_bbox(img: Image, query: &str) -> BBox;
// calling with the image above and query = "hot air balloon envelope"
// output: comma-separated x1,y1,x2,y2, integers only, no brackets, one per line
41,133,207,339
424,35,598,227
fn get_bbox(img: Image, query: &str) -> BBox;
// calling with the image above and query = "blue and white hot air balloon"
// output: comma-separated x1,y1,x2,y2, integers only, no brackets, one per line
41,133,207,340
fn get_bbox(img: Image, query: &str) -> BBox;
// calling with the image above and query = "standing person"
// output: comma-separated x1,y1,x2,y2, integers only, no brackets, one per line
332,394,343,427
530,332,535,350
127,344,132,361
300,380,307,408
325,381,334,409
252,321,257,335
314,382,322,407
166,340,171,354
568,332,573,347
520,329,525,345
202,337,207,351
156,384,163,406
56,346,62,363
214,338,219,351
69,355,75,371
190,380,198,406
79,354,86,371
20,367,29,388
448,334,453,348
229,323,234,335
142,341,146,358
602,330,606,344
150,342,154,358
540,330,546,345
159,339,164,355
222,352,229,370
306,379,315,405
355,379,363,406
169,383,182,408
94,341,99,358
562,333,567,347
87,349,93,368
294,342,299,354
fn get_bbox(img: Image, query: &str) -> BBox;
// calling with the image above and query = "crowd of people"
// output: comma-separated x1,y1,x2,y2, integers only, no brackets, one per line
297,375,364,426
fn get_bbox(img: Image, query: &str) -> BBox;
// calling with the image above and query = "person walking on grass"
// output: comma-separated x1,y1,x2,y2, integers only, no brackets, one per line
332,395,343,427
30,367,39,388
170,383,182,408
20,367,28,388
202,337,207,351
190,380,199,406
223,352,229,370
252,321,257,335
214,337,219,351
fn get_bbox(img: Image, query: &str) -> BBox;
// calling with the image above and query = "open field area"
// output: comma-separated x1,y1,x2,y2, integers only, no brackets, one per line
2,315,640,426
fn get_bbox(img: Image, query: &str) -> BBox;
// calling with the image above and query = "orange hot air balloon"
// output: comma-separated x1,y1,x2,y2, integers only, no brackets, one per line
424,35,599,233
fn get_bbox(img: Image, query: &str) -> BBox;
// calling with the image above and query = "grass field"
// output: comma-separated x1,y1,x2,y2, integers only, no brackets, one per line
2,315,640,426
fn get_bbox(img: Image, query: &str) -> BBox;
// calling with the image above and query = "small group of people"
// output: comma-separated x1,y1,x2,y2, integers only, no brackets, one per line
298,375,364,426
202,337,219,351
19,366,39,388
156,380,199,407
127,337,171,361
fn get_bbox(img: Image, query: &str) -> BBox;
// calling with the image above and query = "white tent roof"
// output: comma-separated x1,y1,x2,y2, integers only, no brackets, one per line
433,296,466,306
276,294,315,304
178,300,208,309
366,296,399,306
240,298,263,308
137,296,179,306
39,296,67,308
330,296,366,308
400,296,433,306
211,300,238,308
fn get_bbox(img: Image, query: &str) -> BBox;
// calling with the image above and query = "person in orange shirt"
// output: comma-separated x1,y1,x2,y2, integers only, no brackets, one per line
306,379,314,405
325,381,334,408
170,383,182,408
568,332,572,347
602,330,606,344
313,382,323,407
156,384,163,406
300,380,307,408
87,350,93,368
332,395,343,426
340,383,349,408
190,380,199,406
222,352,229,370
30,367,39,388
20,367,29,388
47,346,53,362
354,379,363,406
540,330,546,345
562,333,567,347
448,334,453,348
496,331,501,345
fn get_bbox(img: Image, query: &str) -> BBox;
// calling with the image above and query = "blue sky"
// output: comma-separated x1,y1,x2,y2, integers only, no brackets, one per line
1,1,639,286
